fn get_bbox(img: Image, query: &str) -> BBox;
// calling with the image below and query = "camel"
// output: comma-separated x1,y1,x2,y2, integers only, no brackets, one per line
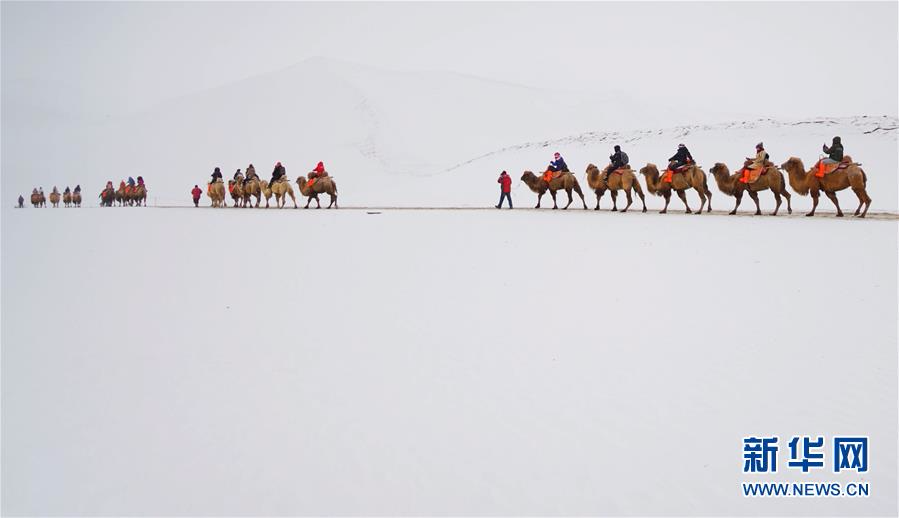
780,157,870,218
228,179,244,207
708,163,792,216
131,184,147,206
31,192,45,208
520,171,587,209
63,190,72,207
100,188,115,207
208,181,226,208
584,164,646,212
241,177,263,208
72,191,82,207
296,175,339,209
261,181,273,208
115,186,126,206
49,190,60,208
638,163,712,214
269,179,298,208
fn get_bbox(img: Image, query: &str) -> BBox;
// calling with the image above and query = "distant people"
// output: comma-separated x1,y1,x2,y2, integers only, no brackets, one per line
605,144,629,181
668,143,694,171
74,185,81,193
39,187,44,195
17,195,24,208
246,164,258,182
270,161,286,185
104,181,113,190
211,167,223,183
127,176,135,187
64,186,71,194
137,176,145,186
309,161,327,179
191,185,202,207
548,152,569,173
32,187,38,195
496,170,513,209
51,186,59,194
233,168,243,181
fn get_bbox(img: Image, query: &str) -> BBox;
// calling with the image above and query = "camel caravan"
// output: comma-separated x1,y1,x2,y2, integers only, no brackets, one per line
516,137,870,217
205,161,338,209
14,137,872,217
99,176,147,207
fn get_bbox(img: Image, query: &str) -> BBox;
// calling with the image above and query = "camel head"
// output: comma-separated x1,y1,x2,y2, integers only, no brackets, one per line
781,156,804,173
585,163,600,175
521,171,536,183
638,163,659,178
709,162,730,178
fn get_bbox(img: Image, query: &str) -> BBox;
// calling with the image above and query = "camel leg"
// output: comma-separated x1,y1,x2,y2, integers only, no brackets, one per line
610,190,618,212
747,190,762,216
315,195,322,209
550,190,559,210
851,187,871,217
594,189,603,211
782,187,792,215
806,190,819,217
622,189,633,213
561,189,573,210
730,191,743,215
852,187,871,218
694,188,706,215
676,190,692,214
304,196,311,209
575,184,587,209
705,187,713,212
535,192,543,209
824,191,843,217
771,190,782,216
660,192,671,214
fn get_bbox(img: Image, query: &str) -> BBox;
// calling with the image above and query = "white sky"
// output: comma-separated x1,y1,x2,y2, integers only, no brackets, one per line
2,1,897,119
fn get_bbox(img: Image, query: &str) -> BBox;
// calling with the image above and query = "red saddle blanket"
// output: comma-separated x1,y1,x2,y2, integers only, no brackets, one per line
814,157,852,178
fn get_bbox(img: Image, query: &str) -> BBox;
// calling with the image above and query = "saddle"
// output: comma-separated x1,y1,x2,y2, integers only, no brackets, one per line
739,161,772,184
605,165,631,176
663,161,694,183
814,156,853,178
542,170,565,183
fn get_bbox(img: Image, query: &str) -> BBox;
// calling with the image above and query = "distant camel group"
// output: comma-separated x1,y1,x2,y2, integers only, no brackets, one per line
209,173,339,209
519,157,870,218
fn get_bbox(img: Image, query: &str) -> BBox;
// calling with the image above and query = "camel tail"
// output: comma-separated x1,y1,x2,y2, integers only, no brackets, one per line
632,178,645,197
861,168,867,186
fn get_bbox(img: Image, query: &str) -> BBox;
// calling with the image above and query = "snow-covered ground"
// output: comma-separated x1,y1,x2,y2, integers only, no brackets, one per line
1,207,896,515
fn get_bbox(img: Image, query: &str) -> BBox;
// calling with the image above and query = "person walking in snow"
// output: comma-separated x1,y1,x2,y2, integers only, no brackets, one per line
496,170,513,209
191,184,202,207
17,195,24,208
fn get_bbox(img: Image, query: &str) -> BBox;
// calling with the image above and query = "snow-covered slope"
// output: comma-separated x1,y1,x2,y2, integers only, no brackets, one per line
2,58,896,211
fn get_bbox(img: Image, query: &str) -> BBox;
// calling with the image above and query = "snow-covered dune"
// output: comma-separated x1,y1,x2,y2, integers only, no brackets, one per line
6,58,893,211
